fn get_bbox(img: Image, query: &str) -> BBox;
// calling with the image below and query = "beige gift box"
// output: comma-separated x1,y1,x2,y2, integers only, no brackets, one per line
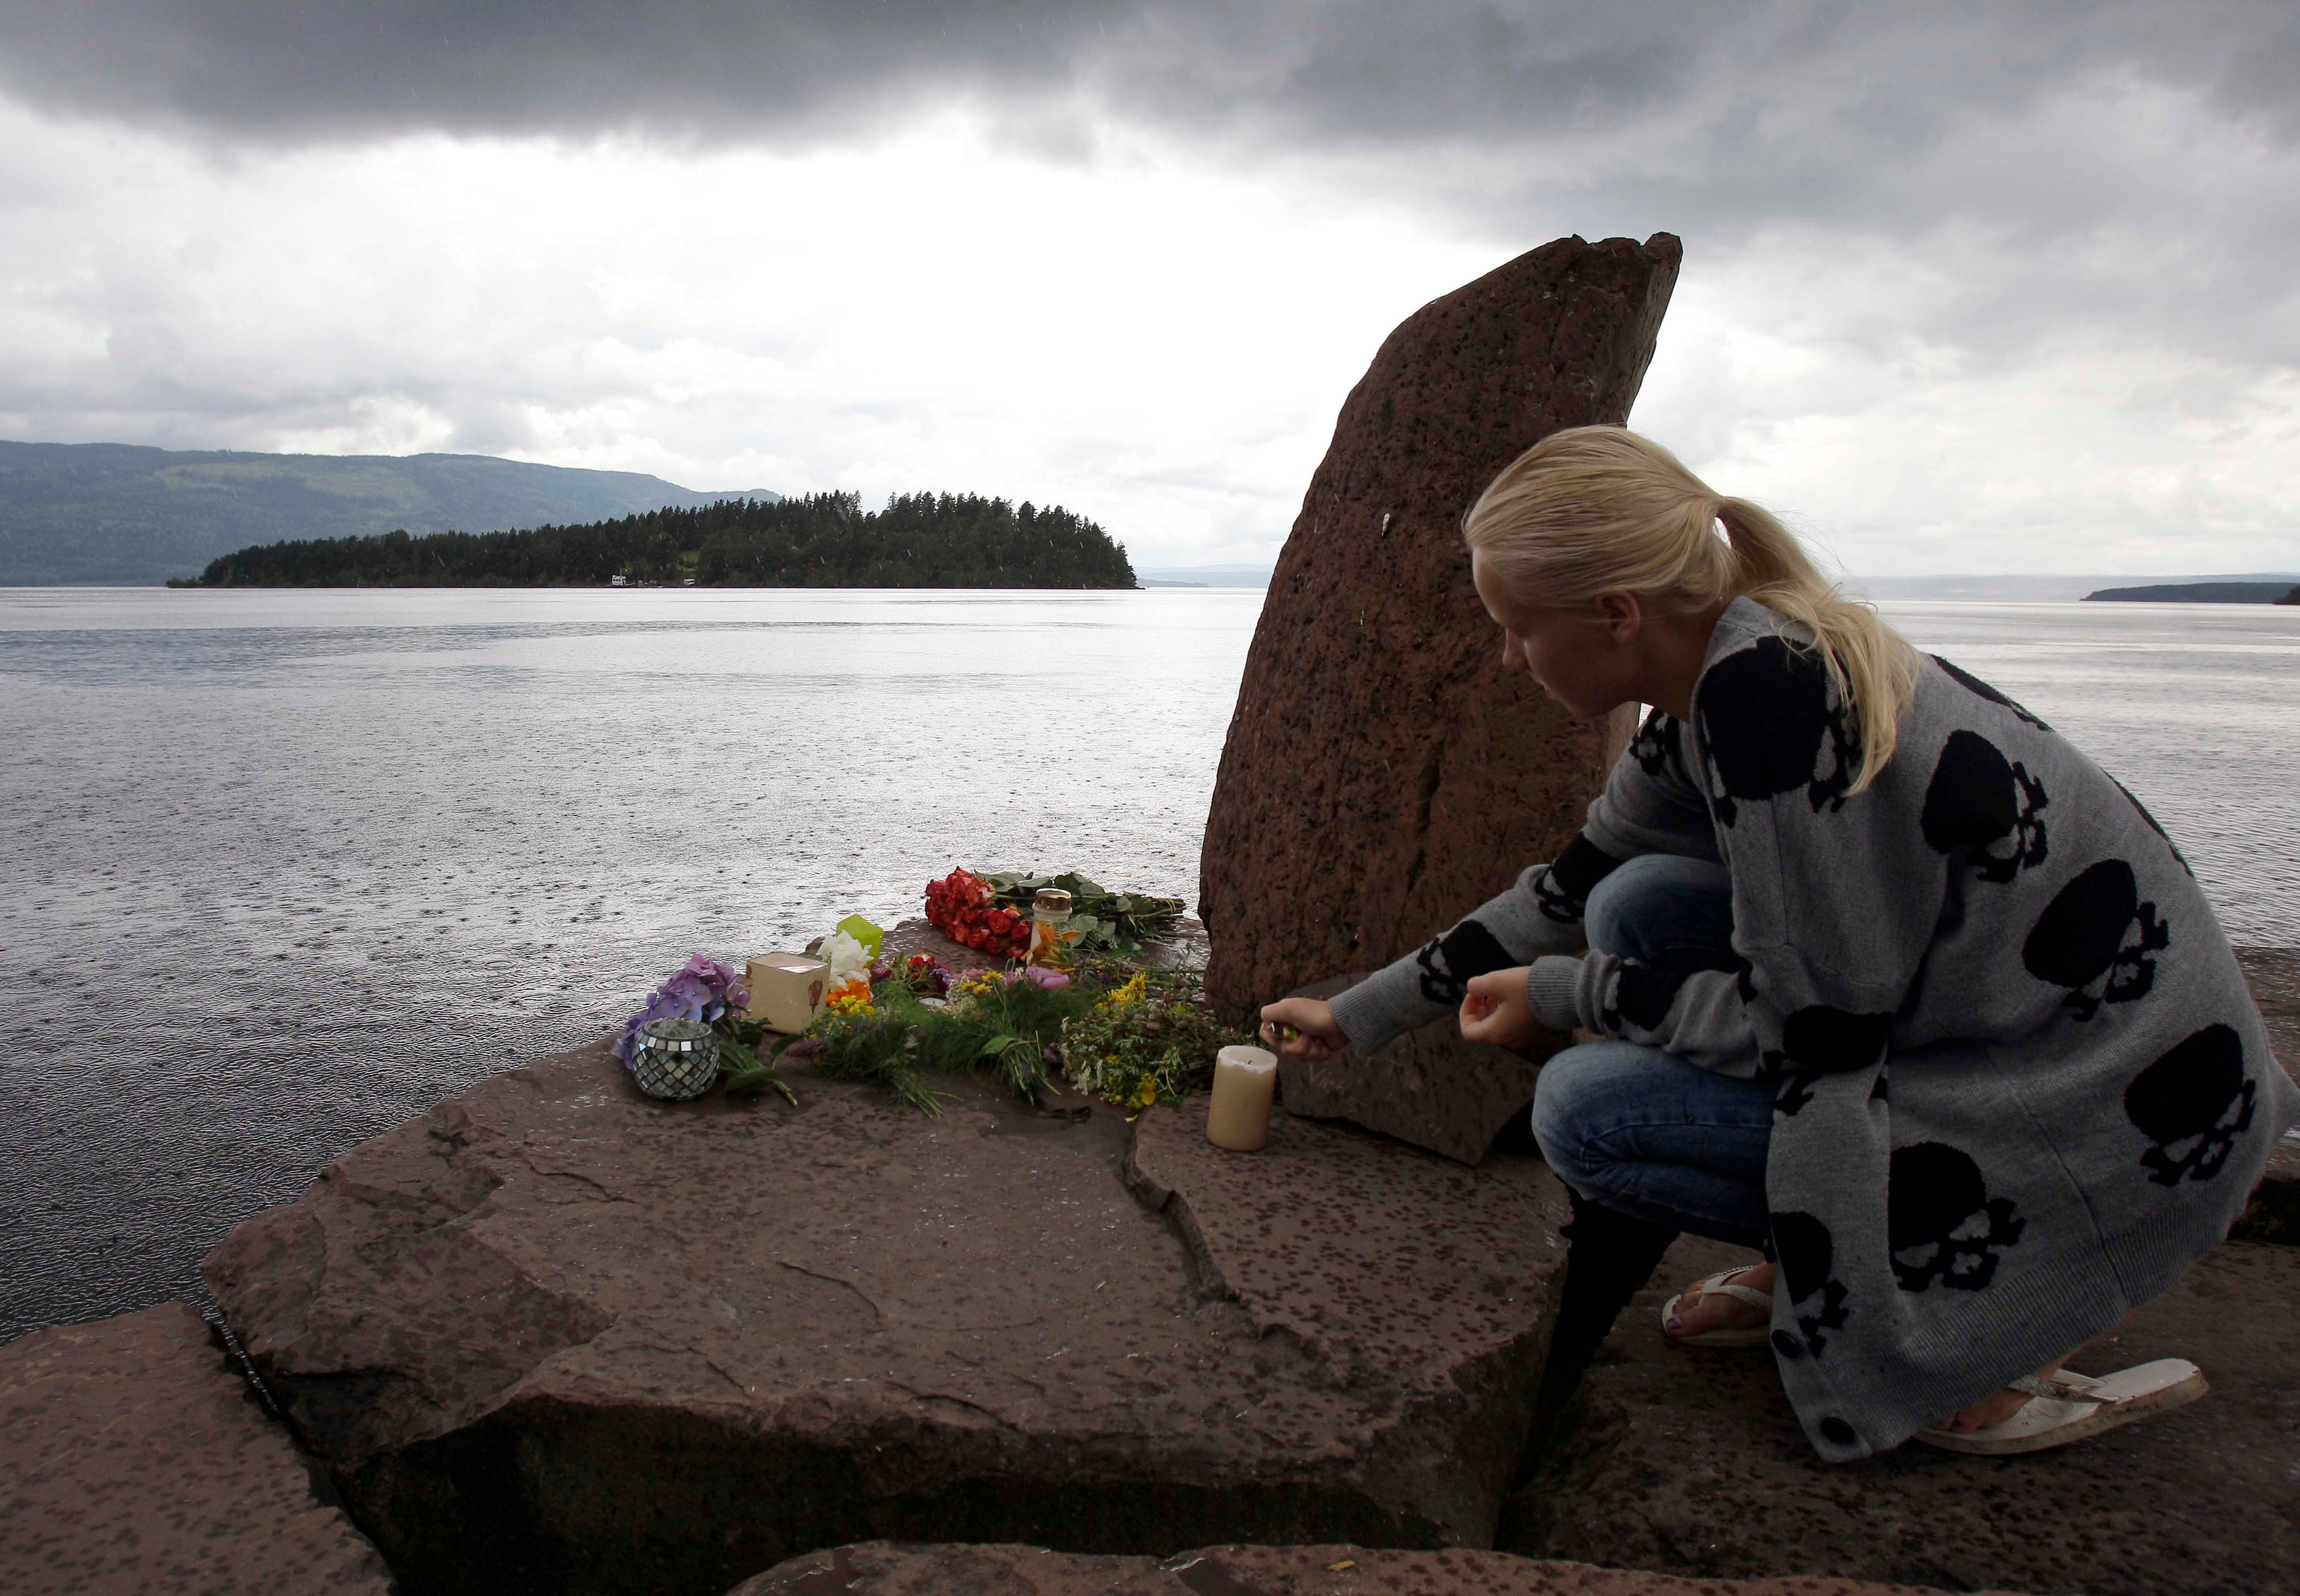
744,954,830,1034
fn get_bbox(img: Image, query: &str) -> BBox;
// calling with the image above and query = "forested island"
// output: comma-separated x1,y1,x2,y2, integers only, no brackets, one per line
2082,579,2300,603
182,492,1136,589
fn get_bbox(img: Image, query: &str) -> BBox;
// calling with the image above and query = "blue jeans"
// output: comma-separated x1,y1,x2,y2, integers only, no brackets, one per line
1529,854,1774,1249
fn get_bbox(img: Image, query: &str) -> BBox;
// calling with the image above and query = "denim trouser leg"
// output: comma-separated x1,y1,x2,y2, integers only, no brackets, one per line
1529,853,1774,1250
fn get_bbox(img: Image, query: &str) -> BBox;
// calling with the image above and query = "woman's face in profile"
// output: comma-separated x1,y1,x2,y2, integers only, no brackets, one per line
1470,551,1634,720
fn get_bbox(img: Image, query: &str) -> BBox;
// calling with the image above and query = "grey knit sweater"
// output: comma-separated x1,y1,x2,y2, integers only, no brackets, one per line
1328,597,2298,1460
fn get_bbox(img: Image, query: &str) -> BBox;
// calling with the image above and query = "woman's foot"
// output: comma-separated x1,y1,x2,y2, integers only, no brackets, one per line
1664,1261,1776,1338
1930,1311,2137,1432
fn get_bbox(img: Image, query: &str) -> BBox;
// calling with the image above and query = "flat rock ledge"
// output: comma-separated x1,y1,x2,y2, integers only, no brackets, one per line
204,1041,1571,1596
734,1541,2015,1595
0,1301,393,1595
1502,1233,2299,1595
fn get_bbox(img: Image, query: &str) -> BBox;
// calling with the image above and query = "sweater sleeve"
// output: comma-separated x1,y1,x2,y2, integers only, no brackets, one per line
1526,628,1948,1085
1326,835,1619,1051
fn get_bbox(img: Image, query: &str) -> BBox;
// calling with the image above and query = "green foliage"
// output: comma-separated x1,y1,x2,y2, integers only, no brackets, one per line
191,491,1135,589
1061,968,1256,1111
978,870,1184,953
791,971,1103,1113
715,1018,798,1105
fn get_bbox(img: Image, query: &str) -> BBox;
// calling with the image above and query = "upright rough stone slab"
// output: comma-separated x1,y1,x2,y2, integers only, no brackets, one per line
0,1302,393,1596
2233,946,2299,1242
1505,1234,2299,1594
734,1541,2018,1595
205,1042,1573,1596
1199,233,1679,1157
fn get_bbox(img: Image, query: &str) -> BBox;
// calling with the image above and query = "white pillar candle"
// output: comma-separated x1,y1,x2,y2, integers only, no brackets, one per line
743,954,830,1034
1206,1044,1279,1152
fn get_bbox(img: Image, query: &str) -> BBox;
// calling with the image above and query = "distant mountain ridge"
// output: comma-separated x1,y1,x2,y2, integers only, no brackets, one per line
0,440,779,585
2082,580,2300,603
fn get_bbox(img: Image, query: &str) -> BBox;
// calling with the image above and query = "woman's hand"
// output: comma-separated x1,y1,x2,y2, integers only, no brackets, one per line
1259,997,1345,1061
1459,967,1541,1050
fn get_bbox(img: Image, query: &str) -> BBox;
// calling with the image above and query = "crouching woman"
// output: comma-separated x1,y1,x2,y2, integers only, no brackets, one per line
1260,426,2297,1459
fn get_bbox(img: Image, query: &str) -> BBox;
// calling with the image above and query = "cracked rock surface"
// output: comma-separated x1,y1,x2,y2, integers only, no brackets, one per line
733,1540,2020,1595
0,1301,393,1595
1502,1233,2299,1595
204,1042,1572,1596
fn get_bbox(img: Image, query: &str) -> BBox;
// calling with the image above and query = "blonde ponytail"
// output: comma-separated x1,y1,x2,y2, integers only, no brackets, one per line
1465,427,1919,792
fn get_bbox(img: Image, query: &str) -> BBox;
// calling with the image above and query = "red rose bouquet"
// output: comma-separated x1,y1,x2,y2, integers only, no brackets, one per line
924,868,1032,957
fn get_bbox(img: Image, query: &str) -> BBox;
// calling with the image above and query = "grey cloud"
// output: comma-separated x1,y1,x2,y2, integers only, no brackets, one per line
0,2,2285,154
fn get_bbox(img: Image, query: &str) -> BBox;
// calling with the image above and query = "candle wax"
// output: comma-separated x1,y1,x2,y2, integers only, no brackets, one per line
1206,1044,1279,1151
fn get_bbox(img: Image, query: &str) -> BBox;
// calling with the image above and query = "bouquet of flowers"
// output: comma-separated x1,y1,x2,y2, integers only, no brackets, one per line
924,869,1033,957
789,956,1091,1114
925,867,1184,956
1061,967,1254,1113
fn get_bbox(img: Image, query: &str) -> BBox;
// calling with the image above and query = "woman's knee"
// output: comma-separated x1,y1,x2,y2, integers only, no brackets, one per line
1584,853,1733,959
1528,1042,1633,1183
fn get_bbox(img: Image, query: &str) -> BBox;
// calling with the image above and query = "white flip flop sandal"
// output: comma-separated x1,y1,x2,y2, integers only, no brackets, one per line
1915,1359,2208,1455
1660,1263,1775,1347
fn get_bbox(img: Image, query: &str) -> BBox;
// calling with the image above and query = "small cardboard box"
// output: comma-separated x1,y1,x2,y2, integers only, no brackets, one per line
744,954,830,1034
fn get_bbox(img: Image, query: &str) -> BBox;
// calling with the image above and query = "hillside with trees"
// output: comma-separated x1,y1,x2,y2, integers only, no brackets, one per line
186,492,1136,589
0,440,779,585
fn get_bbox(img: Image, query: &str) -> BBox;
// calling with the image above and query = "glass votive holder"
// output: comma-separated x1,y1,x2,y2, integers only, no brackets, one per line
629,1017,721,1101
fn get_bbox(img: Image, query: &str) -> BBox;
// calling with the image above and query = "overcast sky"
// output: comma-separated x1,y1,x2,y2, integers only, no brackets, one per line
3,2,2296,574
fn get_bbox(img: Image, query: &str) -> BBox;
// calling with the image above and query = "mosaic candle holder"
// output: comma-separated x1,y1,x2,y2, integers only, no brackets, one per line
629,1017,721,1101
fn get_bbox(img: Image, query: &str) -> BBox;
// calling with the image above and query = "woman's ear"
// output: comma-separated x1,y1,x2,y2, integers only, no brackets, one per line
1594,589,1643,642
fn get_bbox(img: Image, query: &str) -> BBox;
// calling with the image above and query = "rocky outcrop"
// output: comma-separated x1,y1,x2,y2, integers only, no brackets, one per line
0,1302,393,1595
204,1042,1572,1596
1503,1234,2299,1594
735,1541,2022,1595
1198,233,1677,1155
2233,946,2299,1242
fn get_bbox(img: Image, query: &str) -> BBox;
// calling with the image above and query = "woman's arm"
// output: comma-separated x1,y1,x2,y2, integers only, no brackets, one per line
1322,838,1619,1052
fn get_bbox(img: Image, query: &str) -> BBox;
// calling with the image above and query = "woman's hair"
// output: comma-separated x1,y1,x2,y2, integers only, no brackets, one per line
1463,425,1919,791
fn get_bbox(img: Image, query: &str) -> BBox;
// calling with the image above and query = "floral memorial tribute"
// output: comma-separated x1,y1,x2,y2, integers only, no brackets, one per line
611,869,1240,1115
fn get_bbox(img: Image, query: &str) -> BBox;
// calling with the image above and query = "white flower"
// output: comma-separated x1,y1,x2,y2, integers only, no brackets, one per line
819,929,873,987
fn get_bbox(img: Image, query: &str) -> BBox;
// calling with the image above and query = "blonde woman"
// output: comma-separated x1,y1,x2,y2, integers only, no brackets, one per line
1259,426,2295,1459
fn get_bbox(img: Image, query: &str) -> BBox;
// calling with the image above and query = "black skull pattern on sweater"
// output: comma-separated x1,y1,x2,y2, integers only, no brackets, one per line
1326,598,2297,1464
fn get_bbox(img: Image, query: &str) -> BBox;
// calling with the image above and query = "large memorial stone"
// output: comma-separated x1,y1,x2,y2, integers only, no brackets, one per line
734,1540,2021,1596
1199,233,1679,1158
0,1302,393,1595
2232,946,2299,1242
204,1041,1572,1596
1503,1233,2299,1594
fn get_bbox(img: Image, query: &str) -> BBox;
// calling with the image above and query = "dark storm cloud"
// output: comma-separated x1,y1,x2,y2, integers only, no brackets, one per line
3,2,2290,156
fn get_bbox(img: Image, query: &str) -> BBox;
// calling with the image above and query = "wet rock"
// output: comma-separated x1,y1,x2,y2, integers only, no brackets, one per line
2233,946,2299,1243
734,1540,2018,1595
1502,1234,2299,1594
0,1302,393,1595
1199,234,1678,1154
205,1042,1573,1596
1127,1093,1571,1526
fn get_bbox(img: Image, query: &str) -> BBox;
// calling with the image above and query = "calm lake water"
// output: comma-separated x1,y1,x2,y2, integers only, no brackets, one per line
3,588,2295,1342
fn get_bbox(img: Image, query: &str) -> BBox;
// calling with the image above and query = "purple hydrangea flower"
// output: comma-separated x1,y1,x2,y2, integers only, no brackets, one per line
615,954,751,1064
